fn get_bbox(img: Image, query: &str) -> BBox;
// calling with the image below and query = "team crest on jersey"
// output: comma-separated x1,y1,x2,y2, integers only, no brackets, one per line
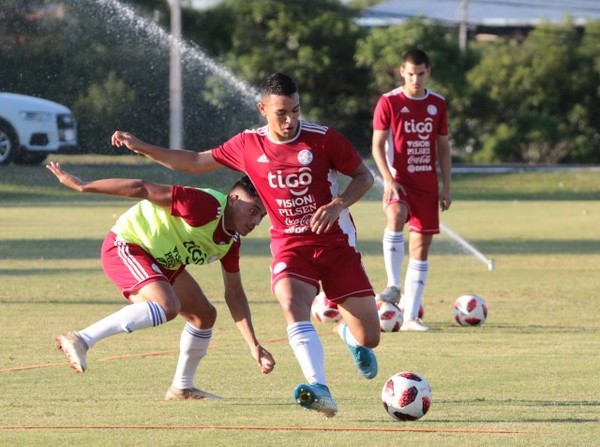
427,104,438,116
297,150,313,165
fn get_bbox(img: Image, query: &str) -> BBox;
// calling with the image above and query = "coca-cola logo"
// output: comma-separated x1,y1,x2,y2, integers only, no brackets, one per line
268,167,312,196
407,154,431,164
403,117,433,140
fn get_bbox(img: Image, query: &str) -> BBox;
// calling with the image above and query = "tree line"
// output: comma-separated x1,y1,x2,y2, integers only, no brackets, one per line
1,0,598,163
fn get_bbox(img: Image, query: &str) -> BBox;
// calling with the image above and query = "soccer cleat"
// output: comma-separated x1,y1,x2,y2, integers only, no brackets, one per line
164,387,224,401
337,323,378,379
55,331,89,373
400,318,431,332
376,286,401,304
293,383,338,418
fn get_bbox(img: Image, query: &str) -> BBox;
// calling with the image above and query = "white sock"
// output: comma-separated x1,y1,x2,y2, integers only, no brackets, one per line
403,259,428,321
338,322,361,347
79,301,167,348
383,229,404,288
287,321,326,386
171,323,212,390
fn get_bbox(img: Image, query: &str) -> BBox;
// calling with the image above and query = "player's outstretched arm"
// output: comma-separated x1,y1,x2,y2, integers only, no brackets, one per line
221,268,276,374
46,161,172,207
111,131,223,175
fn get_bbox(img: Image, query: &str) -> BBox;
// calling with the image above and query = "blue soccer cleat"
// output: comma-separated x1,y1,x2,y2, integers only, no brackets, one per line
293,383,338,418
337,323,378,379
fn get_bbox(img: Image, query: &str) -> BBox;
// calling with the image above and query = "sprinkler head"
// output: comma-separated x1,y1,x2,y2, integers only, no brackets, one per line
487,259,495,271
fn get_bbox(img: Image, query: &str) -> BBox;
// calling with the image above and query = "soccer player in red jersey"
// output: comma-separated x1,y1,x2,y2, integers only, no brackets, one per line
371,49,453,331
111,72,380,418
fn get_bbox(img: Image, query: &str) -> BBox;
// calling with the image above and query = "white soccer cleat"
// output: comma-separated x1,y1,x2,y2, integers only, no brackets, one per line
376,286,401,304
56,331,89,373
400,319,431,332
164,387,224,401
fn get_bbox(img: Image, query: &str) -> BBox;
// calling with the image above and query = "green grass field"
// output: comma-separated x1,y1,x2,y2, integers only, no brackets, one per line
1,157,599,446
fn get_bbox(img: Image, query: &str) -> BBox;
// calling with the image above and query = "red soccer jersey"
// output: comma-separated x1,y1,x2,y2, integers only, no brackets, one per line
373,87,448,193
212,121,363,254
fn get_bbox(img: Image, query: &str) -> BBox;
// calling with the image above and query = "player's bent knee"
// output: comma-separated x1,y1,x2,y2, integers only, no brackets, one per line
181,302,217,328
161,301,182,321
363,331,381,349
205,303,217,326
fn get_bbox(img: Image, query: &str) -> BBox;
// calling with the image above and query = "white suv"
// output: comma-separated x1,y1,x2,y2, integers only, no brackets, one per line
0,93,77,165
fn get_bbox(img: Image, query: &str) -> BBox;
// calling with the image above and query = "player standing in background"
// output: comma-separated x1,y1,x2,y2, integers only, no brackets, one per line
371,49,452,331
111,72,380,418
48,162,275,399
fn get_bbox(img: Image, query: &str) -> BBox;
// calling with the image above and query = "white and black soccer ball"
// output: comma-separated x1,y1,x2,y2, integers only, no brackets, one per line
311,292,342,323
382,371,432,421
453,294,488,326
376,300,403,332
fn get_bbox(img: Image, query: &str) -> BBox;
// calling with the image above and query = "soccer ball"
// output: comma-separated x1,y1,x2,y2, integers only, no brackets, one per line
376,300,403,332
381,371,432,421
398,295,425,319
453,294,488,326
311,292,342,323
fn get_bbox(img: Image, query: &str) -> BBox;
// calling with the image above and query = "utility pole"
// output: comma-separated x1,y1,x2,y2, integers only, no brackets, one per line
169,0,183,149
459,0,469,53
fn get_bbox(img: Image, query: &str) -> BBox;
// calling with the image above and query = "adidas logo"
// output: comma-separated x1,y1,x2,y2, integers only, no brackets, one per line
257,154,268,163
401,106,410,114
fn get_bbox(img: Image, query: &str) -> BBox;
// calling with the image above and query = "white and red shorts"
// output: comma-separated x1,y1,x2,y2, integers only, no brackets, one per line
270,244,373,303
385,185,440,234
101,232,185,301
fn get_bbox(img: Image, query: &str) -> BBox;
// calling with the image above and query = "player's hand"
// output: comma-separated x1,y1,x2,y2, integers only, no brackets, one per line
46,161,85,192
383,179,405,205
440,190,452,211
255,345,275,374
310,199,344,234
111,131,144,154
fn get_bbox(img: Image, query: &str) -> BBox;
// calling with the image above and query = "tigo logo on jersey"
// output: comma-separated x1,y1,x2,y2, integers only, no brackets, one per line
267,167,313,196
404,118,433,140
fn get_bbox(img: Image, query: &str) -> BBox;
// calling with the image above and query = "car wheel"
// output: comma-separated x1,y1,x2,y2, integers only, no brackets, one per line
0,121,18,165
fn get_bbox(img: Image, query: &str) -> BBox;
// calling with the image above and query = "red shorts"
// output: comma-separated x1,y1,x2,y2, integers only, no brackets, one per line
101,232,185,301
385,186,440,234
270,245,374,303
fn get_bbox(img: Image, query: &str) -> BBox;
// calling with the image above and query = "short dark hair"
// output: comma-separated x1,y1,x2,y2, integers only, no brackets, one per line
260,72,298,97
402,49,430,68
231,175,259,199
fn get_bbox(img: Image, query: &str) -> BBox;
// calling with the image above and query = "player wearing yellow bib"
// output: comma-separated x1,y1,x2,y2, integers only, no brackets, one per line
47,162,274,400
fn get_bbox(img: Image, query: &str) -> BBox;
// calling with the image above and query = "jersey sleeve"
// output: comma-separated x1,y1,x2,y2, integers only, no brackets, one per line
326,128,364,175
211,132,246,172
171,186,222,227
219,237,241,273
372,95,392,131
